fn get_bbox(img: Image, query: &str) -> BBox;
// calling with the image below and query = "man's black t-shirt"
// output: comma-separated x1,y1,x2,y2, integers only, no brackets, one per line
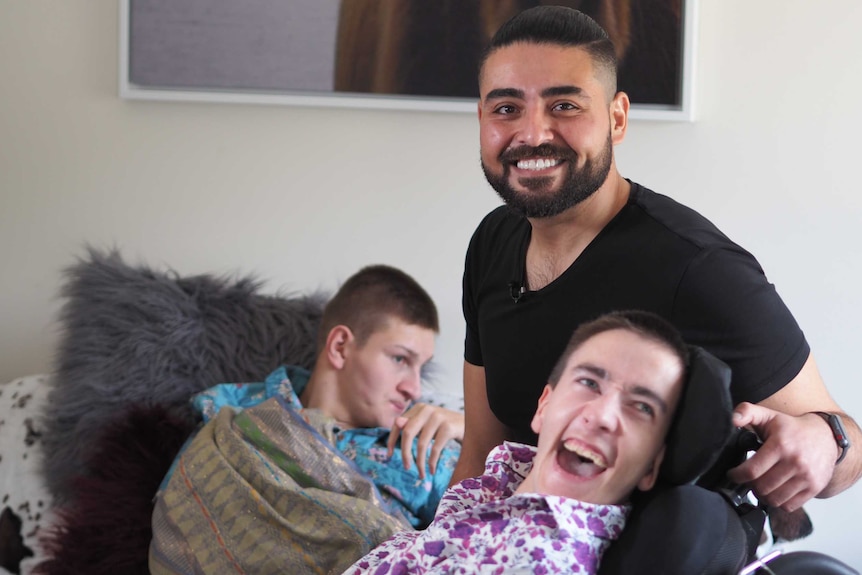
463,183,809,444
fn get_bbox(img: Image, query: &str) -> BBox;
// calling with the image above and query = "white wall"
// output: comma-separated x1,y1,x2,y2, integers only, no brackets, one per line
1,0,861,567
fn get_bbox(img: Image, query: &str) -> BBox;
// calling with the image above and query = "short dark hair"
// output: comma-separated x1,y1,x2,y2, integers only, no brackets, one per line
318,265,439,350
480,6,618,97
547,310,689,387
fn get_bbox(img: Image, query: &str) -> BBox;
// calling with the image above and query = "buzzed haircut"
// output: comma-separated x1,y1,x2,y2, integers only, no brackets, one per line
318,265,439,350
480,6,618,97
547,310,690,387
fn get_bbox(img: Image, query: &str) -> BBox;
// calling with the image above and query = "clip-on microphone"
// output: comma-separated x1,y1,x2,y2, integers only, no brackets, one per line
509,281,526,303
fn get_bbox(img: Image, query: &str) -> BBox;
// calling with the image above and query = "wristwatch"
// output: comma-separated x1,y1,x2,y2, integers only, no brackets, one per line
812,411,850,464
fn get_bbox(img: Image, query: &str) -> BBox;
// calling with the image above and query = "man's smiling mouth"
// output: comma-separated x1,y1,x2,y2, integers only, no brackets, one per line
558,439,608,478
516,158,561,171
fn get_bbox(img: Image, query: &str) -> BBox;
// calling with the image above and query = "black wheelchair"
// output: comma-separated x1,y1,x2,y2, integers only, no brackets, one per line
598,347,859,575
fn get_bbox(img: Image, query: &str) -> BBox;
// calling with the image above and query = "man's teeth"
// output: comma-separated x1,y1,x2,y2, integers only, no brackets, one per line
563,439,607,468
517,158,559,170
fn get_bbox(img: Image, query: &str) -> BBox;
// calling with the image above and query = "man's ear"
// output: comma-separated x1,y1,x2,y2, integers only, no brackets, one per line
610,91,629,145
324,325,354,370
637,445,666,492
530,384,554,436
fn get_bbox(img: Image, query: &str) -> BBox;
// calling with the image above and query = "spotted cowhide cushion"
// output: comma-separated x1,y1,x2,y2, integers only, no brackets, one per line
0,375,52,575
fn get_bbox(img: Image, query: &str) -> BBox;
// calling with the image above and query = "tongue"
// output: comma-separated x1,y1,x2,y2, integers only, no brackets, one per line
557,449,603,478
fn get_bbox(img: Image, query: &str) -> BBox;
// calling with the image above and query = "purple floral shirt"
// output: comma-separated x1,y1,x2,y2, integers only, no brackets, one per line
344,442,630,575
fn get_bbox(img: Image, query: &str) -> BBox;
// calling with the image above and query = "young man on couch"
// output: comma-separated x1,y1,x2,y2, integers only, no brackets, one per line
149,264,463,575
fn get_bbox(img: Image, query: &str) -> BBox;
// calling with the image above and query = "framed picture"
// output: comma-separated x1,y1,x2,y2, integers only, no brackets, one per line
120,0,698,121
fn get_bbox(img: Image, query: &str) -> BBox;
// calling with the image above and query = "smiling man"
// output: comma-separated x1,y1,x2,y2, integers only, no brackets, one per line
345,311,689,575
454,5,861,515
516,313,685,506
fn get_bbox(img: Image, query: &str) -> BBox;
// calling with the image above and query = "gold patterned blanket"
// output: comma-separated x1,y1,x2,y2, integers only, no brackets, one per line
149,396,410,575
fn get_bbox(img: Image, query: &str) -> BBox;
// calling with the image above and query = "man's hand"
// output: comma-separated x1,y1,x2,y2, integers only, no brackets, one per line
387,403,464,479
727,402,838,511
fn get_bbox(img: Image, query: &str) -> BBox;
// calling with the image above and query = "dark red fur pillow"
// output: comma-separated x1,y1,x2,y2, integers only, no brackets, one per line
34,404,194,575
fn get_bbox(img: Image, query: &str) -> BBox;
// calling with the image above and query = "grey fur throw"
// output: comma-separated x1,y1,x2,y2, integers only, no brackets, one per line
40,248,327,503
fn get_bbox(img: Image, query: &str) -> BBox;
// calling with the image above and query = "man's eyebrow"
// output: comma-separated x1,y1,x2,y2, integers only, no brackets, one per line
484,87,524,101
574,363,608,380
394,344,431,364
394,345,420,359
483,85,589,102
574,363,670,414
541,85,587,99
629,385,669,414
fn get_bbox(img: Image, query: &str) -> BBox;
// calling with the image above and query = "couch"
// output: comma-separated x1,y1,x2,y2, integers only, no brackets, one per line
3,249,853,575
0,248,457,575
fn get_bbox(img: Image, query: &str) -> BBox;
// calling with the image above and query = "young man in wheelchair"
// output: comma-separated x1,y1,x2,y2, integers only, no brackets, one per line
346,310,693,574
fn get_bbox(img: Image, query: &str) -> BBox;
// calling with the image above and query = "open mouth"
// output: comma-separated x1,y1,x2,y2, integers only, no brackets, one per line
557,439,608,478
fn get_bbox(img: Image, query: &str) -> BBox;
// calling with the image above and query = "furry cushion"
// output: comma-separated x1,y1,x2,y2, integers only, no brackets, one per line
40,248,327,504
34,403,195,575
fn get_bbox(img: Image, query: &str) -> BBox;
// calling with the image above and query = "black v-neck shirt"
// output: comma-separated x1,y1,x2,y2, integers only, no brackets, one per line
463,182,809,444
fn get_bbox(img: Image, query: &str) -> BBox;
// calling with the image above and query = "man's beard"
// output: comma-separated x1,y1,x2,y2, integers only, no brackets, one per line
481,135,613,218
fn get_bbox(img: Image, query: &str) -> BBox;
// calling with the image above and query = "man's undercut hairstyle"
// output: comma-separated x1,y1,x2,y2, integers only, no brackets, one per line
547,310,690,387
318,264,439,350
480,6,618,97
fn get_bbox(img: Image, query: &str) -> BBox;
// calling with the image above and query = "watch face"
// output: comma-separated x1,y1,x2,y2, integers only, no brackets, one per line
816,412,850,463
829,414,850,449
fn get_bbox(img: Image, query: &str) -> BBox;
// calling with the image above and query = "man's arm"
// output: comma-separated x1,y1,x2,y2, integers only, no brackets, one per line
728,353,862,511
448,361,509,486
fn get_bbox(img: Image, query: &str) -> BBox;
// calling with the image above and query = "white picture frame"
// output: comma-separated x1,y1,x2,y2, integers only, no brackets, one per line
119,0,698,122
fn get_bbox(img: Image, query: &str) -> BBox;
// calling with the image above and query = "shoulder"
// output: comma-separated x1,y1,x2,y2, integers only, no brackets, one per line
625,183,757,259
437,443,531,511
625,183,733,248
468,206,526,247
627,186,774,284
482,442,534,493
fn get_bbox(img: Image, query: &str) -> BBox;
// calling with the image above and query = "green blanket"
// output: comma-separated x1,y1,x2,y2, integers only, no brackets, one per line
149,396,410,575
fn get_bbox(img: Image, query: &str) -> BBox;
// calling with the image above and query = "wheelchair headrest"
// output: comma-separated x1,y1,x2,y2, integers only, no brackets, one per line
658,345,735,485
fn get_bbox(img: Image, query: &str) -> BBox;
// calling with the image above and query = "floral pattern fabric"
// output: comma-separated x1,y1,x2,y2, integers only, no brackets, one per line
345,442,629,575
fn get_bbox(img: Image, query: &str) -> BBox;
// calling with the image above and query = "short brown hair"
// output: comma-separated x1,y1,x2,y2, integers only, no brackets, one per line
318,265,439,350
547,310,689,387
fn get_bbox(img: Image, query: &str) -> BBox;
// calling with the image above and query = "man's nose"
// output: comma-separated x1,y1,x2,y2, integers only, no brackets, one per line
399,368,422,401
516,106,555,147
580,393,621,431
